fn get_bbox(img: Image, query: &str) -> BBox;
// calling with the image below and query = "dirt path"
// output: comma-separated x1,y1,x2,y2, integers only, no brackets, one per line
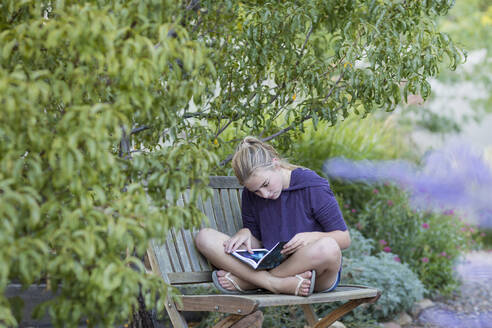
415,251,492,328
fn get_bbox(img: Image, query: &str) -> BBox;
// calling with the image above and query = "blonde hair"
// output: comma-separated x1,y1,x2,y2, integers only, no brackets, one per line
231,136,299,185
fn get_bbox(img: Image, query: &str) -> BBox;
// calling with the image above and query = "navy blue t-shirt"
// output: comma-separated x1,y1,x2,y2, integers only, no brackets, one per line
241,168,347,249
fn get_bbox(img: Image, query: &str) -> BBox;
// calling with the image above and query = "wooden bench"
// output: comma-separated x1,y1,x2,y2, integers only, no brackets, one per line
146,176,381,328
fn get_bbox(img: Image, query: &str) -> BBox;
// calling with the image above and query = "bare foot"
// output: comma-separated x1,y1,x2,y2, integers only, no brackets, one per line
272,270,313,296
216,270,257,292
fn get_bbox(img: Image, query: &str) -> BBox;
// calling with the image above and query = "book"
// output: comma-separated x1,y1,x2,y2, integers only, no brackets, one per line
231,241,287,270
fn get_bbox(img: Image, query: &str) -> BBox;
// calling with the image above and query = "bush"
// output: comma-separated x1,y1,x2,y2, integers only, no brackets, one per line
340,252,425,321
288,115,412,174
287,114,479,294
314,230,425,323
338,183,479,294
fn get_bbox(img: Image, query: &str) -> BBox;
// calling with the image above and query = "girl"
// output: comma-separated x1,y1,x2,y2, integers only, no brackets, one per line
195,136,350,296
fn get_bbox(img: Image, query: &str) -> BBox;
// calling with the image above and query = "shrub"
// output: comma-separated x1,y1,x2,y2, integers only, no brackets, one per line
339,183,478,294
311,229,426,325
287,115,479,294
339,252,425,321
288,115,412,174
341,228,375,259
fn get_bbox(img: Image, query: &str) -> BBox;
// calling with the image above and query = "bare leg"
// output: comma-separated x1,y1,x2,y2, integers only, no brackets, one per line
269,236,342,292
195,228,313,296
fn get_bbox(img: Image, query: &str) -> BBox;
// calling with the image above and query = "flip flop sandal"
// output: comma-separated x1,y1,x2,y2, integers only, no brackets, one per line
294,269,316,296
212,270,260,295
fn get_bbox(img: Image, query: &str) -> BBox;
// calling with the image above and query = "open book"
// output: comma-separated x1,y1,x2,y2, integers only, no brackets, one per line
231,241,287,270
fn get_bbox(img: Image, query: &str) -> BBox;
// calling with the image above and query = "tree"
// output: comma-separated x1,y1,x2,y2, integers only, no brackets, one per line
0,0,463,326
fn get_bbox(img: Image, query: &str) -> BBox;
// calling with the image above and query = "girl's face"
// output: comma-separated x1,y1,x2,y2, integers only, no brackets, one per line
244,165,289,200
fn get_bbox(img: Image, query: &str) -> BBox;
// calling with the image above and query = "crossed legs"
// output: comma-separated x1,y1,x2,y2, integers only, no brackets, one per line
194,228,342,295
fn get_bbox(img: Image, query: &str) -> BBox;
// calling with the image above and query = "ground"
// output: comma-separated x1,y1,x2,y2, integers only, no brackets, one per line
405,250,492,328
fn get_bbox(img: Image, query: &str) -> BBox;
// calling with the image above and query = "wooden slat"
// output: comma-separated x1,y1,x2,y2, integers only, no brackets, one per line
150,239,174,277
213,311,263,328
242,286,379,307
167,271,213,284
209,176,243,189
173,194,193,272
202,197,218,230
165,229,184,273
228,189,243,231
179,191,205,272
147,247,189,328
176,295,258,314
301,304,318,326
237,188,242,204
162,190,184,273
212,189,228,234
192,195,214,270
314,297,377,328
219,190,238,236
196,195,210,229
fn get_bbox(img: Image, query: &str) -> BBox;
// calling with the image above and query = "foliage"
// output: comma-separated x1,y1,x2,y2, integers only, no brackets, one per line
285,110,479,294
288,114,412,173
339,252,425,321
397,0,492,135
339,183,480,294
439,0,492,52
341,228,375,259
0,0,465,325
314,230,425,324
0,1,217,326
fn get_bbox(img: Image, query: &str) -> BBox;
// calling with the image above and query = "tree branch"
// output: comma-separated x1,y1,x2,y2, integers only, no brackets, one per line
299,24,313,60
215,117,236,139
131,125,151,135
119,126,132,160
214,23,314,141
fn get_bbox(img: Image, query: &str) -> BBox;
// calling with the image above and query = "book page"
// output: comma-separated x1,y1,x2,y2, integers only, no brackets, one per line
234,250,268,263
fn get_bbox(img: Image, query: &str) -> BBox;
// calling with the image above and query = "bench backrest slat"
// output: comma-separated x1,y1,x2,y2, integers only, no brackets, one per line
229,189,243,232
150,176,244,285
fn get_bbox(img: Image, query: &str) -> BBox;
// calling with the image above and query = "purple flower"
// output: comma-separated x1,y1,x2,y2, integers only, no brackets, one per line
387,200,394,206
422,257,429,263
443,209,454,215
422,222,430,229
383,246,392,252
394,256,401,262
351,209,357,213
440,251,447,257
379,239,387,246
373,188,379,194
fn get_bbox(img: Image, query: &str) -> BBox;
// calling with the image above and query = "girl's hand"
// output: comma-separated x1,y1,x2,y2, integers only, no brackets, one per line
223,228,253,254
282,232,322,255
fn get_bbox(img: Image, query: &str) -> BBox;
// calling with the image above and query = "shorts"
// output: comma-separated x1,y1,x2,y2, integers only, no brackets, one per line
320,258,342,293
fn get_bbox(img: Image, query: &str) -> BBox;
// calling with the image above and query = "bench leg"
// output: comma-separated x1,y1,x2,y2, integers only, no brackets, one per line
213,310,264,328
165,296,190,328
314,294,381,328
301,304,318,326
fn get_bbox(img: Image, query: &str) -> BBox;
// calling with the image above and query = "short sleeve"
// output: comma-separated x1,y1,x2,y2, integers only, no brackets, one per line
241,189,262,241
309,185,347,232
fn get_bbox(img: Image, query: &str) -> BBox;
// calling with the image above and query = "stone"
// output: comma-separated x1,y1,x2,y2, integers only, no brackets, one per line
396,312,413,326
411,298,435,317
381,322,401,328
329,321,346,328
